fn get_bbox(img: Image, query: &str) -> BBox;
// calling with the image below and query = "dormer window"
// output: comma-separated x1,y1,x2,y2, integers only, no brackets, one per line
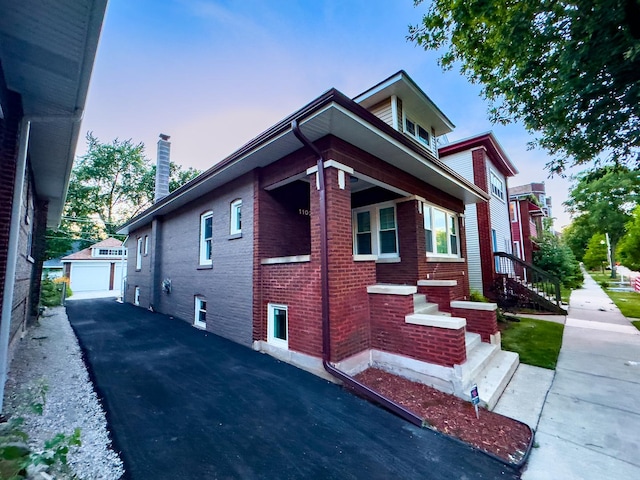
93,248,126,257
404,117,431,148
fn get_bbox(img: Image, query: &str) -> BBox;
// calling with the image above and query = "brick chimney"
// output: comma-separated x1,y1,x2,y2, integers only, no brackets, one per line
155,134,171,203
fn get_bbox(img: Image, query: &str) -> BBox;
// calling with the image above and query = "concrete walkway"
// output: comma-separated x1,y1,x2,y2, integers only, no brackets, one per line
522,270,640,480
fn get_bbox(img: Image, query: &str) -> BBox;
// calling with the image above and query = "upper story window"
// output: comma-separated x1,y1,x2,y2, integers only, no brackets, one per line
404,117,431,149
136,238,143,270
424,203,460,257
490,171,505,201
200,211,213,265
352,203,398,258
144,235,149,255
509,201,518,222
230,199,242,235
95,248,126,257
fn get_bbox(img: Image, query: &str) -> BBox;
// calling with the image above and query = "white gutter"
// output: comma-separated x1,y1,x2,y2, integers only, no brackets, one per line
0,119,31,413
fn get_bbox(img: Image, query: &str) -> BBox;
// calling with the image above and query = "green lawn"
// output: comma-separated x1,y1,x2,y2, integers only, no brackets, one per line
500,317,564,370
632,321,640,332
587,270,640,319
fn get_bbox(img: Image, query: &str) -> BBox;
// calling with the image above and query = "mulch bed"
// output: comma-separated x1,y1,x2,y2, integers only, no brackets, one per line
354,368,531,464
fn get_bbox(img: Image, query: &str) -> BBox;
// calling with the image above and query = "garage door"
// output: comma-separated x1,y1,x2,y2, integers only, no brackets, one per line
70,263,110,292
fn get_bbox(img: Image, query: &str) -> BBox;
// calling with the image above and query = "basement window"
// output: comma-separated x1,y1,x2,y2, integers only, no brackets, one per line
268,304,288,349
194,296,207,329
134,286,140,306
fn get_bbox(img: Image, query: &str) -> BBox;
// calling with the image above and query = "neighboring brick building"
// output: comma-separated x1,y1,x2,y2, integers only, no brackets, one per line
118,71,519,406
439,132,518,298
509,182,552,264
0,0,107,412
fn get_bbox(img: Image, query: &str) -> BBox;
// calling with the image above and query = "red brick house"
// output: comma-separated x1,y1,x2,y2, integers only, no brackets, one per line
0,0,107,412
439,133,518,298
509,183,551,264
119,71,518,408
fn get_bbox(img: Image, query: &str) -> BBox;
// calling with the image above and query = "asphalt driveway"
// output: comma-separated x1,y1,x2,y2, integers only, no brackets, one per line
66,299,519,479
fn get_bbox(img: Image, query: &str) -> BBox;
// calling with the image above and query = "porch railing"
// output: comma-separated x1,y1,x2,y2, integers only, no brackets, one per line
492,252,566,314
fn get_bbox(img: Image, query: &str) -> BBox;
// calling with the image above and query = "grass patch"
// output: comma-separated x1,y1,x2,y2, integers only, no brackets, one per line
632,321,640,331
500,317,564,370
602,290,640,319
587,270,640,319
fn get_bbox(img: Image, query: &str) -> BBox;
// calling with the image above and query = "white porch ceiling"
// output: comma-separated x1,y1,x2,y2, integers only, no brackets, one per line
0,0,107,226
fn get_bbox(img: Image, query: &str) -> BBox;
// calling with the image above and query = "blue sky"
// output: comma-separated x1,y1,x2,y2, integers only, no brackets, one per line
81,0,577,227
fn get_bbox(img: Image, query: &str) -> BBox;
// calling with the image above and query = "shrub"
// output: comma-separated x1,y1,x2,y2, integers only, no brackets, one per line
534,232,583,289
40,277,71,307
469,290,489,302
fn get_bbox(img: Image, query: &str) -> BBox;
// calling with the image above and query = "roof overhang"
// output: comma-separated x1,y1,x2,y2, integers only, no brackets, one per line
353,70,455,137
439,131,518,178
118,90,487,235
0,0,108,226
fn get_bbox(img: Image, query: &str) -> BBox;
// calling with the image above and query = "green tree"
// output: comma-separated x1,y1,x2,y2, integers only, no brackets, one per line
582,233,609,270
618,205,640,270
562,215,593,261
409,0,640,174
534,230,583,288
565,167,640,277
45,133,201,259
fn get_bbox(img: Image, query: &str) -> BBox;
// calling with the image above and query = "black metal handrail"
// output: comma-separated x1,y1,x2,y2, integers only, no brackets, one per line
493,251,563,311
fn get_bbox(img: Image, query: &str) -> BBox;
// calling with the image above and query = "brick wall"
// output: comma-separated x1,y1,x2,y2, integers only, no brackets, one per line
369,293,466,367
323,167,376,361
450,307,498,342
128,174,255,347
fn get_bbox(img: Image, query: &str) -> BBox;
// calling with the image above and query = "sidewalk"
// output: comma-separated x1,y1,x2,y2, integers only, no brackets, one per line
522,270,640,480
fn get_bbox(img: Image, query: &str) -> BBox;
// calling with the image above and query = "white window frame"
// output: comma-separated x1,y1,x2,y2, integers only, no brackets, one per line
134,286,140,306
230,199,242,235
509,201,518,223
199,211,213,266
136,237,143,270
513,241,521,259
403,114,433,151
352,202,399,259
423,203,461,258
490,170,505,201
267,304,288,349
194,296,207,329
144,235,149,255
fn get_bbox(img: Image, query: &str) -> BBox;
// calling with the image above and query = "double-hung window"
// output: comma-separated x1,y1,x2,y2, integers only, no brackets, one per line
200,211,213,265
424,203,460,257
352,203,398,258
136,238,143,270
490,171,505,201
230,199,242,235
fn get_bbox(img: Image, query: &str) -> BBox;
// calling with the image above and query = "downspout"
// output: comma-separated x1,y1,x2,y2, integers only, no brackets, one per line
291,120,424,427
0,119,31,413
118,235,129,303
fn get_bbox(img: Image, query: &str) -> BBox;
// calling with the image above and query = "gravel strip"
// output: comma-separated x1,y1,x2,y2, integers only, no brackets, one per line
3,306,124,479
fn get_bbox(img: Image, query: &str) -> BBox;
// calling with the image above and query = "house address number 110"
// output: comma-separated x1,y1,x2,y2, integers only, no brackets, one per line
298,209,310,216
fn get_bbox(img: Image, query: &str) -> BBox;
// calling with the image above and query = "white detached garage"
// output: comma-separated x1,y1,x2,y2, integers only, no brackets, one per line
62,238,127,293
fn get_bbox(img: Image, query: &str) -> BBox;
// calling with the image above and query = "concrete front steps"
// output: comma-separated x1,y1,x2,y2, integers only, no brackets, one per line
412,293,519,410
457,332,519,410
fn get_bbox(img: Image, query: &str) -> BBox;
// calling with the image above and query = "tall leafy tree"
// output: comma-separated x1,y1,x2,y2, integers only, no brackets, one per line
409,0,640,174
618,205,640,270
45,133,201,259
582,233,609,270
565,166,640,277
562,215,593,261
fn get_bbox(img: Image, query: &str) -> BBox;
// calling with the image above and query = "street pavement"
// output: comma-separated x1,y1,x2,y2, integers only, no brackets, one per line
522,270,640,480
66,299,520,480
